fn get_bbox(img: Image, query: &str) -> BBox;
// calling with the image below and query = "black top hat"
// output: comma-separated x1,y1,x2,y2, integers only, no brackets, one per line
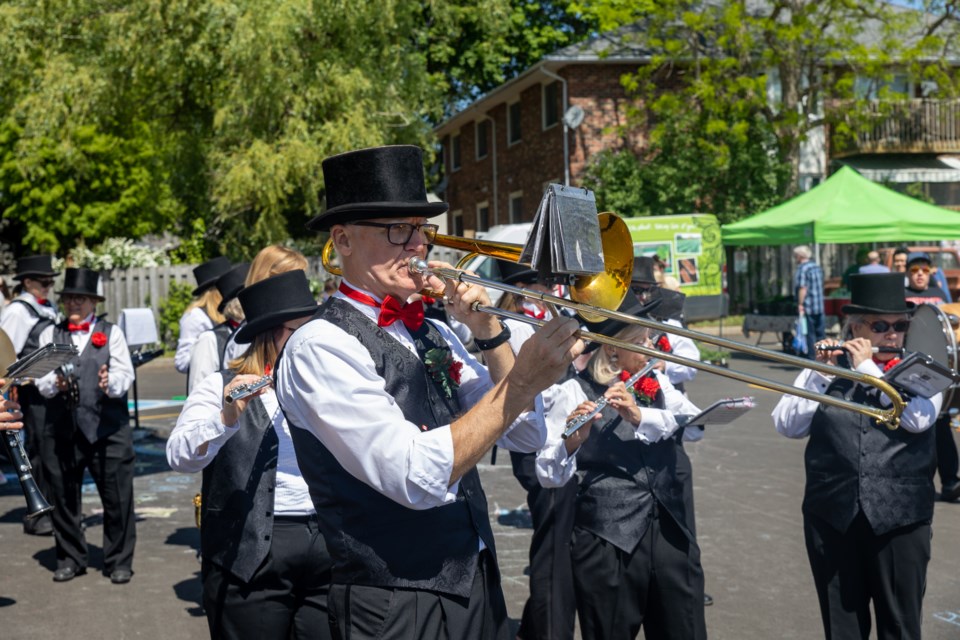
648,287,686,322
57,268,103,301
841,273,916,315
13,255,59,281
631,256,658,286
307,145,448,231
216,262,251,313
496,260,539,286
193,256,232,296
234,270,318,344
583,296,662,354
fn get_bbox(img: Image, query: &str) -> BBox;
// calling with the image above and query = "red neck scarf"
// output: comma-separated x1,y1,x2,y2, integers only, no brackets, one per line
339,283,424,331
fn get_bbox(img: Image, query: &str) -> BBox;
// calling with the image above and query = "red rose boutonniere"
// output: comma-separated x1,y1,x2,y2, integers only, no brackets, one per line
882,357,901,373
656,334,672,353
91,332,108,348
424,347,463,399
619,369,661,406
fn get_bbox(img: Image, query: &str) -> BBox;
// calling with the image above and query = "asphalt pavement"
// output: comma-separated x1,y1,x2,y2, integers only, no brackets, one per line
2,332,960,639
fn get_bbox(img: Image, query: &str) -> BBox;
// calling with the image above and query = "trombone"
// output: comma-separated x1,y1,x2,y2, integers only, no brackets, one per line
321,215,906,429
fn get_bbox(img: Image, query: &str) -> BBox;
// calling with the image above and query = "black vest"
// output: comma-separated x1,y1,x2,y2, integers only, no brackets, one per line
283,298,496,598
9,299,56,427
803,378,936,535
49,320,129,443
200,371,280,583
211,321,237,369
10,298,55,358
572,372,690,553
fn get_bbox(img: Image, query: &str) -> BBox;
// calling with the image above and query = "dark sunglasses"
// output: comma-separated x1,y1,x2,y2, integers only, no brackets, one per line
909,265,931,274
862,319,910,333
32,278,54,287
350,221,439,246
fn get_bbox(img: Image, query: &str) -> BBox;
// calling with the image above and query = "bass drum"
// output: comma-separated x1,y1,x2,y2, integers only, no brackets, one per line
905,303,959,408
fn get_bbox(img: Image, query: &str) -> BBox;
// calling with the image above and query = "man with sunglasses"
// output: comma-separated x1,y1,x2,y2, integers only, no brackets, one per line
276,145,583,640
774,273,941,639
904,252,948,307
0,255,60,536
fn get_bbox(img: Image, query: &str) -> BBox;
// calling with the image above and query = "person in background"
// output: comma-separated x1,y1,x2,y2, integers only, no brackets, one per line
773,273,939,640
35,268,137,584
858,251,890,274
277,144,582,639
904,252,947,307
187,262,250,394
0,255,60,536
793,245,825,360
0,276,11,309
892,246,910,277
537,297,707,640
931,264,953,303
841,247,871,290
174,257,231,375
168,270,330,640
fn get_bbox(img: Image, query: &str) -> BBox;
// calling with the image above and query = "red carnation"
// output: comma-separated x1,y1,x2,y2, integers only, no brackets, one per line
656,335,672,353
91,331,108,348
449,359,463,384
639,376,661,399
883,357,901,373
619,370,661,406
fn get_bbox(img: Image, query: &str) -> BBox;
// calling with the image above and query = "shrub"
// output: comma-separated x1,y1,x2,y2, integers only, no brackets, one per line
66,238,171,270
158,280,194,349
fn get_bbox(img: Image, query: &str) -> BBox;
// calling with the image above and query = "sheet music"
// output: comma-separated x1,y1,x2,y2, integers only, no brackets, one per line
680,396,755,427
519,183,605,277
6,344,78,381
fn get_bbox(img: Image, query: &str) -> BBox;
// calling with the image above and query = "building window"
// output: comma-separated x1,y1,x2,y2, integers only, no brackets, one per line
451,209,463,236
451,132,461,171
543,82,560,129
475,120,489,159
476,201,490,232
509,191,524,223
508,101,522,145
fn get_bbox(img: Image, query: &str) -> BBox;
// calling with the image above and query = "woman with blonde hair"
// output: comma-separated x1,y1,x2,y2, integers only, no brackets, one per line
167,270,329,639
175,257,231,374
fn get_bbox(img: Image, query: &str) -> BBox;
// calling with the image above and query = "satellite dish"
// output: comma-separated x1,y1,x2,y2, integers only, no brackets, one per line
563,105,585,129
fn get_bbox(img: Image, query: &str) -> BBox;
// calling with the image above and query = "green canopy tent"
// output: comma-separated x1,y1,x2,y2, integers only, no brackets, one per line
722,166,960,245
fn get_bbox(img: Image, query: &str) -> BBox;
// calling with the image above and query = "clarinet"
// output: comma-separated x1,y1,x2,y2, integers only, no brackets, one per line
562,359,661,440
224,375,273,404
0,419,53,519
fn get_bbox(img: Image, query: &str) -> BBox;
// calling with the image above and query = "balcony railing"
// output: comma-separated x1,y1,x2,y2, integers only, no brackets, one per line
828,99,960,157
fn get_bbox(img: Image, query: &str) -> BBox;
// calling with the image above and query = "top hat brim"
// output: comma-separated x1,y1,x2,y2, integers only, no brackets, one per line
234,304,319,344
14,270,59,281
56,286,104,301
193,280,221,297
840,302,916,316
583,298,663,354
306,201,449,232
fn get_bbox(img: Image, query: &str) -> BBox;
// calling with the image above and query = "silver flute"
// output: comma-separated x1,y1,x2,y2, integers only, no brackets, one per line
562,359,660,440
224,375,273,404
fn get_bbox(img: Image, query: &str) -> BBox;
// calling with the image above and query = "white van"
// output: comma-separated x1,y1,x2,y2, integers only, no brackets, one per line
460,222,533,305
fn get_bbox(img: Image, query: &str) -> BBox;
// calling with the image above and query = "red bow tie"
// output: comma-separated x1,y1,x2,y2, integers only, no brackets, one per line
68,322,91,333
37,298,49,306
339,283,424,331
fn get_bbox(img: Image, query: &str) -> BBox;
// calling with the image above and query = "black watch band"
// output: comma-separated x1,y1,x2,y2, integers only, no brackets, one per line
474,322,511,351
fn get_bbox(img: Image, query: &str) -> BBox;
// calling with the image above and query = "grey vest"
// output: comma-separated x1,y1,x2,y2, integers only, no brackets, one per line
573,373,690,553
200,371,279,583
50,320,129,443
803,378,935,535
10,298,55,358
211,321,238,369
283,298,496,598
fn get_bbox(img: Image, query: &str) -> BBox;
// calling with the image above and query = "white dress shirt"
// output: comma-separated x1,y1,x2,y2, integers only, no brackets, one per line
0,293,59,353
662,318,699,386
772,359,942,438
536,369,700,488
275,281,547,511
187,325,244,394
175,307,214,373
167,372,314,515
35,313,135,399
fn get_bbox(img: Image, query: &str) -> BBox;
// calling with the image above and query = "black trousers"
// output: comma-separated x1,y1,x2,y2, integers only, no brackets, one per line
572,511,707,640
935,413,959,489
328,550,509,640
675,438,697,536
44,424,137,573
202,516,332,640
803,511,931,640
511,452,578,640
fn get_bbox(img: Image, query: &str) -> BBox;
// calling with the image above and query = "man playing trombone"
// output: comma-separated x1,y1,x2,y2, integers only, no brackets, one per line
773,273,941,640
276,145,583,640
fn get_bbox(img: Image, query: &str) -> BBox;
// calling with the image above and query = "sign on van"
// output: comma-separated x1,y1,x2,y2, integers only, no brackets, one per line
622,214,724,298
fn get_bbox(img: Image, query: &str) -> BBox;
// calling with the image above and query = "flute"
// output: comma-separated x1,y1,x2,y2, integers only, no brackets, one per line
815,344,904,354
224,375,273,404
562,359,660,440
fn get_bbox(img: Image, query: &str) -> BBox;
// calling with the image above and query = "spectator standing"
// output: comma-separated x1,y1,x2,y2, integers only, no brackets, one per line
793,245,825,360
904,252,947,307
858,251,890,274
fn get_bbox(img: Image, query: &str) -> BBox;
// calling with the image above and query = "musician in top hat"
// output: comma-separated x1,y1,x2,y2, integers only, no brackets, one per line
536,296,707,640
0,255,61,535
174,256,232,374
168,270,330,640
276,144,583,639
773,273,941,639
34,268,136,584
187,262,250,393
